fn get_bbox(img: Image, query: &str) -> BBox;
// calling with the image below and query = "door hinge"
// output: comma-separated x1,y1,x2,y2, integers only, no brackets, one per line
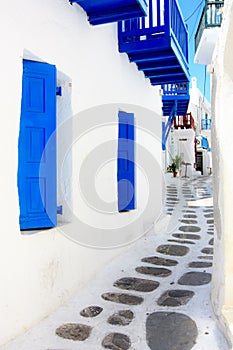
57,205,63,215
56,86,62,96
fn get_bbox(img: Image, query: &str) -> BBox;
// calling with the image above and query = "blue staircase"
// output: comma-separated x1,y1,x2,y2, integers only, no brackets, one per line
161,82,190,151
162,82,190,116
118,0,190,85
69,0,147,25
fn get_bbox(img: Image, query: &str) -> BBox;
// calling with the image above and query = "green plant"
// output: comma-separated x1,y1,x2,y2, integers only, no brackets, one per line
169,155,182,173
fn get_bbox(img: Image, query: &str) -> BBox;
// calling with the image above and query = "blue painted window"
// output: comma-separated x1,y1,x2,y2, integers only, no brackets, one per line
18,60,57,230
117,111,135,211
201,136,209,150
201,118,212,130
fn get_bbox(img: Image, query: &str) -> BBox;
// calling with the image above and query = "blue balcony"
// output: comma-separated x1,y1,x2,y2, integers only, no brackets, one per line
69,0,147,25
118,0,190,85
194,0,224,64
161,83,190,151
162,82,190,116
201,118,212,130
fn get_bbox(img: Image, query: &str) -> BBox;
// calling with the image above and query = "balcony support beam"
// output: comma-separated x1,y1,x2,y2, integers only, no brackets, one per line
70,0,147,25
162,100,177,151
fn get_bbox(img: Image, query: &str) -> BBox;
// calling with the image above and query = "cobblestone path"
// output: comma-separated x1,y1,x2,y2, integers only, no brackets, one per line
0,176,230,350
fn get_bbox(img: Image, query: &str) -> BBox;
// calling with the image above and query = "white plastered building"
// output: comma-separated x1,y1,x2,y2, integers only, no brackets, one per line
0,0,164,345
210,0,233,346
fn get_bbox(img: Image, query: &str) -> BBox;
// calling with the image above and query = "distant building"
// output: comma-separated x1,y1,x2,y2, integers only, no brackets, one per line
209,0,233,345
193,0,233,346
189,77,212,176
165,77,212,177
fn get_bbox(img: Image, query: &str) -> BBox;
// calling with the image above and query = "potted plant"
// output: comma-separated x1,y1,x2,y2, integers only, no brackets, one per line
169,155,182,177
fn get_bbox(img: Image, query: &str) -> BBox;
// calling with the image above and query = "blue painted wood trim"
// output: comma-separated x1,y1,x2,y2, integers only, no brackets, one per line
56,86,62,96
164,0,171,37
18,60,57,230
162,101,177,150
70,0,147,25
57,205,63,215
118,111,135,212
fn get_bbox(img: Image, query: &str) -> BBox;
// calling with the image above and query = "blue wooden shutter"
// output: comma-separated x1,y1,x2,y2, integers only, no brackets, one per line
18,60,57,230
117,111,135,211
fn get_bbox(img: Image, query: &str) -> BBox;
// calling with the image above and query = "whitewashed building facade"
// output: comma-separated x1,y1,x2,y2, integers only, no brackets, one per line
195,0,233,346
0,0,164,344
210,0,233,345
0,0,191,345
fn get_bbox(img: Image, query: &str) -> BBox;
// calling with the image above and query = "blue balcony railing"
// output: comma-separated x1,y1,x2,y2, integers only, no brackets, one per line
195,0,224,51
162,82,188,95
69,0,147,25
201,118,212,130
118,0,189,85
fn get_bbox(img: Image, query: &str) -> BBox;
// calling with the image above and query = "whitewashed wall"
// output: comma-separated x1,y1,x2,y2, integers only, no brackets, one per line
0,0,163,345
166,128,195,177
211,0,233,345
173,129,196,177
189,77,211,134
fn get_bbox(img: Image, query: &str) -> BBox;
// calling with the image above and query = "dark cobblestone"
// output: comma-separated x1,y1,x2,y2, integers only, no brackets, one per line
141,256,178,266
102,292,143,305
172,233,201,240
146,312,198,350
168,239,195,245
180,219,198,224
136,266,172,277
188,261,212,268
178,271,211,286
80,306,103,318
157,244,189,256
201,247,214,255
204,213,214,218
209,238,214,246
55,323,92,341
102,332,131,350
107,310,134,326
114,277,159,292
198,255,213,260
157,290,194,306
179,226,201,233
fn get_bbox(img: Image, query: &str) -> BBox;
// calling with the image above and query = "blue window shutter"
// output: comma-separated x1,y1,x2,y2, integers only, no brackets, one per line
117,111,135,211
18,60,57,230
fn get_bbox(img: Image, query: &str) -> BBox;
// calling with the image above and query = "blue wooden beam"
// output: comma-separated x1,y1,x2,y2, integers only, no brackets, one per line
70,0,147,25
130,52,175,63
143,65,181,73
150,75,188,85
162,100,177,151
137,58,178,70
145,69,183,78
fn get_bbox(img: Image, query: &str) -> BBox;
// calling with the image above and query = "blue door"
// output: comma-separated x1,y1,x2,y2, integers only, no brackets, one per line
18,60,57,230
117,111,135,211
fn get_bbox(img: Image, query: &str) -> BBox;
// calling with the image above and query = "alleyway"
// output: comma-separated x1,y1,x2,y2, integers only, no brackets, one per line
1,176,230,350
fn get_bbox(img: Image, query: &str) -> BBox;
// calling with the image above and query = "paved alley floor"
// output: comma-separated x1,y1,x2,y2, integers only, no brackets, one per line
1,175,230,350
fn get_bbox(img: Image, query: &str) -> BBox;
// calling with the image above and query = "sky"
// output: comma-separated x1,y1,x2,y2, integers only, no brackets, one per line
178,0,210,101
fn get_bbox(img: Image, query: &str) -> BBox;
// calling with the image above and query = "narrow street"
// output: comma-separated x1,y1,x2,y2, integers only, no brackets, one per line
1,175,230,350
